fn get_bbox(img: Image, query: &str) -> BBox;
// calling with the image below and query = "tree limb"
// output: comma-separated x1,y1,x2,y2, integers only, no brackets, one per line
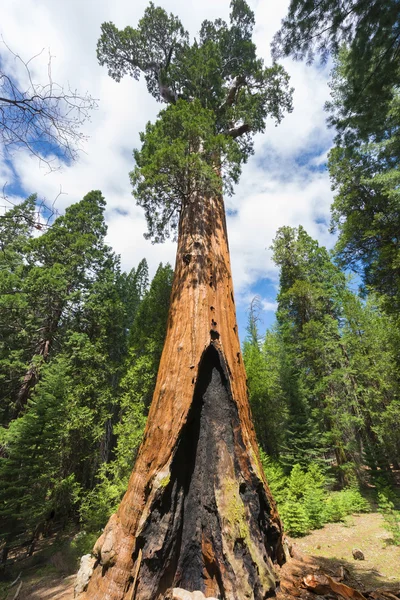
0,38,97,170
225,123,251,138
220,75,246,110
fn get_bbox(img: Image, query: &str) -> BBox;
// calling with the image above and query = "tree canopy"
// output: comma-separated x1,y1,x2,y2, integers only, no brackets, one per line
98,0,293,242
273,1,400,143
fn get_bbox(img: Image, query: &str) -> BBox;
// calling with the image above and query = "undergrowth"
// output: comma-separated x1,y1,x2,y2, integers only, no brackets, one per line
377,481,400,545
260,451,371,537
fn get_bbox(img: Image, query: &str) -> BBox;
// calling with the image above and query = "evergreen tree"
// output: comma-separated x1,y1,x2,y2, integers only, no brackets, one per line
80,263,173,532
0,191,149,556
0,357,77,555
272,0,400,133
328,53,400,312
272,3,400,316
271,226,343,471
11,191,115,415
83,3,293,598
269,226,399,482
243,300,287,457
0,198,36,423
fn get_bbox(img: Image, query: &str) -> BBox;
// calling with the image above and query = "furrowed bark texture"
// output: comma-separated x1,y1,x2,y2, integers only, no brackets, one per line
82,193,284,600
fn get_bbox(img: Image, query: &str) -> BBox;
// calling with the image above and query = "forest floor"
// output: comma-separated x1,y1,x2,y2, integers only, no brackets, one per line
0,513,399,599
289,513,400,590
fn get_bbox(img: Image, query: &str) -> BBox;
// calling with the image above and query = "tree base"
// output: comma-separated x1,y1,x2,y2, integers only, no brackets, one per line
127,345,281,600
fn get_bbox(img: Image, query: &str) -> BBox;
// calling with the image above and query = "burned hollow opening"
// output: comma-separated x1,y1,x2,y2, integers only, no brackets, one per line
134,345,280,600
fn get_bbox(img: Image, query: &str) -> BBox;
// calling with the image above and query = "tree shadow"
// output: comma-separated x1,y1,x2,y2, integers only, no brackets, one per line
285,550,400,595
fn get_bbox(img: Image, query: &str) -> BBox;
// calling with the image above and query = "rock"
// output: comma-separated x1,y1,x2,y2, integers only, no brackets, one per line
171,589,218,600
74,554,96,596
352,548,365,560
172,589,193,600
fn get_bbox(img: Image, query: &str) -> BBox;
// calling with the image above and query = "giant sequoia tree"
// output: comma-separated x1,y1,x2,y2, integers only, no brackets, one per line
82,3,292,599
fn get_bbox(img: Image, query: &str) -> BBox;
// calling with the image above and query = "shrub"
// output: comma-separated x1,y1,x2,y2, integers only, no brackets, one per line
260,453,371,535
287,464,308,500
303,485,325,529
259,450,288,504
378,491,400,545
324,493,347,522
280,493,310,537
339,487,370,514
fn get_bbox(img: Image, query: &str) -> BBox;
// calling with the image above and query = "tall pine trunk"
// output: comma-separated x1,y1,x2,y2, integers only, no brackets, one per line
81,192,284,600
15,304,64,415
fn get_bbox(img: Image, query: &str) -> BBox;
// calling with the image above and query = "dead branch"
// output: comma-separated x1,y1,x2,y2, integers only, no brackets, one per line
0,182,65,229
0,37,98,170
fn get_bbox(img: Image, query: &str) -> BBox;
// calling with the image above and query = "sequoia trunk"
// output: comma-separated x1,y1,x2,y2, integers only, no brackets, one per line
81,193,284,600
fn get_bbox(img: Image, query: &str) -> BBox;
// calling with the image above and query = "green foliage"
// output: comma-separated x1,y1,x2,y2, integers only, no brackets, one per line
273,2,400,330
323,488,369,523
0,357,79,542
0,197,36,422
323,494,347,523
272,1,399,135
80,263,173,532
329,77,400,313
287,464,309,500
243,301,288,456
131,100,243,242
0,191,168,546
260,458,370,537
69,531,99,562
279,494,310,537
0,190,119,422
378,490,400,546
99,0,292,242
259,450,287,505
303,485,325,530
339,488,370,514
264,225,400,480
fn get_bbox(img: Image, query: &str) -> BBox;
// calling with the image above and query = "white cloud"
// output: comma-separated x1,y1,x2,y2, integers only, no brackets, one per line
0,0,335,291
261,299,278,312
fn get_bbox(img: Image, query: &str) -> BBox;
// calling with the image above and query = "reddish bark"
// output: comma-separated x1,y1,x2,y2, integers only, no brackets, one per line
81,193,284,600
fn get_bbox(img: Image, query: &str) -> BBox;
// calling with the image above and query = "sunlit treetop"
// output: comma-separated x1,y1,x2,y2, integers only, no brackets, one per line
98,0,293,242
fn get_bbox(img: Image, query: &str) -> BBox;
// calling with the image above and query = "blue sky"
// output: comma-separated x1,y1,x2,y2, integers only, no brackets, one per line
1,0,336,344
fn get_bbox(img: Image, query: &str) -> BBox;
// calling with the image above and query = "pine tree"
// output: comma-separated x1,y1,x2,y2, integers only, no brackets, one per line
79,263,173,533
272,0,400,134
0,190,134,556
13,191,115,414
0,198,36,424
0,357,75,556
243,300,287,457
270,225,399,483
328,55,400,313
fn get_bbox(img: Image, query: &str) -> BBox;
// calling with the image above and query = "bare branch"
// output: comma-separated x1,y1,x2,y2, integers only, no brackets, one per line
0,37,98,171
0,182,64,229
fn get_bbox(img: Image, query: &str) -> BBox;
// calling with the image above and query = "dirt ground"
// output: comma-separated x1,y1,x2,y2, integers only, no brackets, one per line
1,512,399,599
290,513,400,590
1,571,75,600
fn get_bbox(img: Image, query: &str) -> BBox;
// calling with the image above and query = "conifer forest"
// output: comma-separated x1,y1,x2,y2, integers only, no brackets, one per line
0,1,400,599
